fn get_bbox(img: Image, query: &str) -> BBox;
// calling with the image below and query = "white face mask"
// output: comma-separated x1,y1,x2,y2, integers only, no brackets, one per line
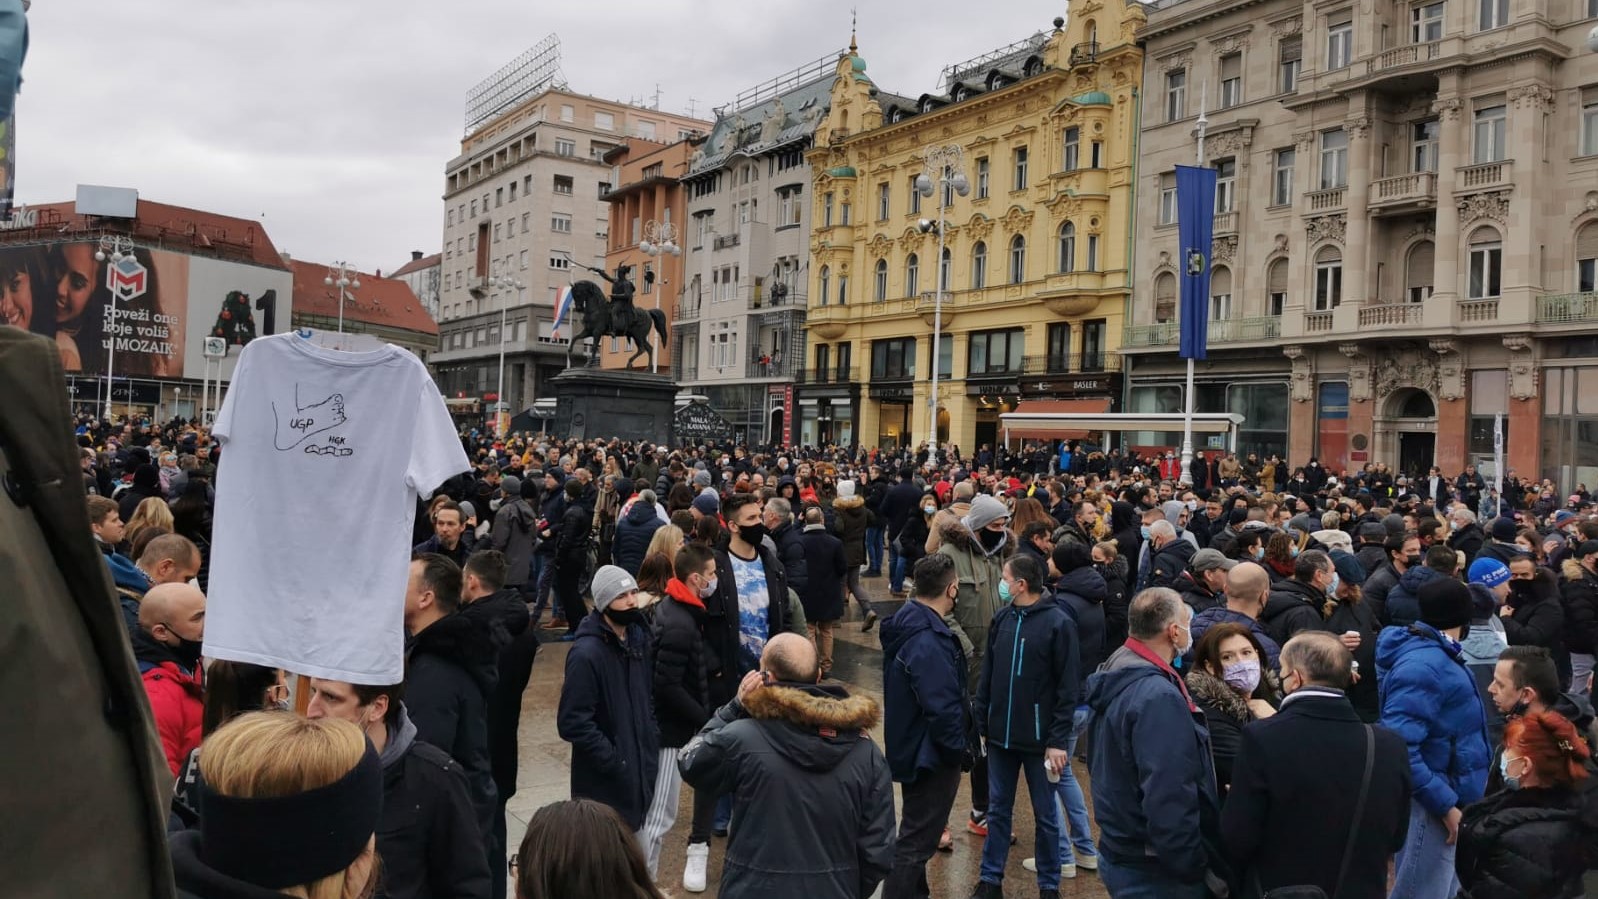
698,576,718,599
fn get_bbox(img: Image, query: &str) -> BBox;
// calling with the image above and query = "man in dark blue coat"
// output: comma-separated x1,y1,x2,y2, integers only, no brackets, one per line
556,565,659,831
969,554,1080,899
880,467,925,596
1085,586,1222,897
796,506,848,677
880,555,971,899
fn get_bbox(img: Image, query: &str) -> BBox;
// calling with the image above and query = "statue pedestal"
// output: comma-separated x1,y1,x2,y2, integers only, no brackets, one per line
551,367,677,444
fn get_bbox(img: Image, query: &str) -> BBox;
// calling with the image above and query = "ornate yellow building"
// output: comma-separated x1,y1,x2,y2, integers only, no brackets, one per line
797,4,1145,453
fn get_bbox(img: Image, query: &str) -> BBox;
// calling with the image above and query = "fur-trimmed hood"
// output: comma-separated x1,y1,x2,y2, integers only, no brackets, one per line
1185,666,1278,723
831,494,865,512
741,683,882,773
1561,558,1590,583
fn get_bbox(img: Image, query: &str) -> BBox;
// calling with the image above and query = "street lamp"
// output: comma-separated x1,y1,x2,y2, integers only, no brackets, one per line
322,261,361,334
95,235,136,421
489,274,524,438
640,220,680,375
914,145,969,459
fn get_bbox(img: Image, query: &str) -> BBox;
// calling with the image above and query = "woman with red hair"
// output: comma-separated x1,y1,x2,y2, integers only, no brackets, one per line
1455,710,1596,897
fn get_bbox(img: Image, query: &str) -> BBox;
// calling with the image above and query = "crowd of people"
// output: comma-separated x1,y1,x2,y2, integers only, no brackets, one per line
78,411,1598,899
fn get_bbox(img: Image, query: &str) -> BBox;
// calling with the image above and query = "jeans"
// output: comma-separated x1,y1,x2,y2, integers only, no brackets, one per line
1051,707,1097,864
866,525,884,573
1097,855,1207,898
1572,652,1594,696
1390,798,1459,899
845,569,873,617
883,764,962,899
531,553,555,621
980,744,1061,890
887,537,904,592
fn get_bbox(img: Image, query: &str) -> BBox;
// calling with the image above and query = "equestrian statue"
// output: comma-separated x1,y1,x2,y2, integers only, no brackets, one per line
563,262,670,371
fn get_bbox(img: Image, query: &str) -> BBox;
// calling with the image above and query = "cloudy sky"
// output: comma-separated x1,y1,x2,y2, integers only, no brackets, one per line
17,1,1065,274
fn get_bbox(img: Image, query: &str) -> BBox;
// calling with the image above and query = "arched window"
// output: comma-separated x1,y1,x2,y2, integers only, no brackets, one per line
1085,20,1098,43
1405,241,1435,303
1009,235,1027,283
1058,222,1076,272
906,253,920,297
940,247,951,291
1314,246,1342,311
972,242,988,289
1209,266,1233,321
1266,258,1287,315
1468,225,1501,300
1155,272,1177,322
873,259,888,302
818,265,830,307
1578,221,1598,292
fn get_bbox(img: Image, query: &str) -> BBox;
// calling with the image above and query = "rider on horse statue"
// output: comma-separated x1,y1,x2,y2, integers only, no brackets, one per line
587,262,636,335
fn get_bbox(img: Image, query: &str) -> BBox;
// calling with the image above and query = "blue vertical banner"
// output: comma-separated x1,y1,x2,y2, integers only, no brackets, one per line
1176,164,1217,361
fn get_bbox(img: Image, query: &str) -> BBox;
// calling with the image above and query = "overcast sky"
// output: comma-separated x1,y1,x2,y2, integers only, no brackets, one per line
17,1,1064,274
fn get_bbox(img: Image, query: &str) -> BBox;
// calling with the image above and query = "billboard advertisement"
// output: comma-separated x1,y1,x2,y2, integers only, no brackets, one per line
0,240,290,381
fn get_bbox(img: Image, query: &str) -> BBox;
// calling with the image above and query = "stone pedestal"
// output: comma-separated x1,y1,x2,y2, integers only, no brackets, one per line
551,367,677,444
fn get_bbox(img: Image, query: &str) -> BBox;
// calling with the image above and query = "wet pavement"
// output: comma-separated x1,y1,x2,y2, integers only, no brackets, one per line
504,576,1110,898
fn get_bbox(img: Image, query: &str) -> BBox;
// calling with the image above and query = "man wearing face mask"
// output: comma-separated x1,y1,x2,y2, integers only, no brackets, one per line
1261,549,1339,647
134,582,208,777
652,545,719,888
1221,632,1412,898
305,678,493,899
708,493,793,706
1485,646,1598,787
557,565,660,836
1085,587,1225,896
1364,534,1422,626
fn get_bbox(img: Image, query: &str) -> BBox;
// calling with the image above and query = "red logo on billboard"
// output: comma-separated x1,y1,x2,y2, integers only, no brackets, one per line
107,256,149,301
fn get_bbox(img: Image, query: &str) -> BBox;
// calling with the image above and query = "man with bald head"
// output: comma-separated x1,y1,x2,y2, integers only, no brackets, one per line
680,632,895,899
1188,561,1282,668
132,582,207,776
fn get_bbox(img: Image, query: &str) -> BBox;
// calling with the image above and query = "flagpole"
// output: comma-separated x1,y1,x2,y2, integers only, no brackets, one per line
1179,86,1209,487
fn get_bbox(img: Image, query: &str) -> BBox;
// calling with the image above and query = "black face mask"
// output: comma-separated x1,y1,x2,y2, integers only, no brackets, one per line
979,528,1006,551
737,522,768,546
604,607,646,629
166,632,203,669
1508,699,1531,719
1405,554,1423,568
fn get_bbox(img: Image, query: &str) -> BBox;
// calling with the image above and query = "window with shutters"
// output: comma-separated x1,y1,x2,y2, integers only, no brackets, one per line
1219,54,1243,108
1266,259,1287,315
1575,222,1596,293
1210,267,1233,321
1155,272,1177,322
1406,241,1436,302
1468,227,1502,299
1279,37,1302,94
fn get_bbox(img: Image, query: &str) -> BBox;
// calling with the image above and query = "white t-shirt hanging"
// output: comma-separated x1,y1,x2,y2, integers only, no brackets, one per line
205,333,469,683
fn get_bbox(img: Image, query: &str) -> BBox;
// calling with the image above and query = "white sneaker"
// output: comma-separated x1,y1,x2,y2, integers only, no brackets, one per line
1075,853,1098,871
1021,858,1078,878
683,842,709,893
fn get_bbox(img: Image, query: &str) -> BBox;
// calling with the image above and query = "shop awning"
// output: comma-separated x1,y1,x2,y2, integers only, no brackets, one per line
1000,411,1245,445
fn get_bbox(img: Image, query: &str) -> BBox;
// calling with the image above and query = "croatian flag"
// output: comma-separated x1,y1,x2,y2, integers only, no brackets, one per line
551,285,574,338
1176,164,1217,361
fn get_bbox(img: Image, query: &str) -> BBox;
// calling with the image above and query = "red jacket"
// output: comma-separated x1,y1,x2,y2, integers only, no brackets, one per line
142,661,204,777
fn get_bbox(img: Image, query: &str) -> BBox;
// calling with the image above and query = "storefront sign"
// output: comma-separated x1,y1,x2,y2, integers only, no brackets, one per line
966,381,1021,397
674,401,734,442
1020,375,1119,396
782,384,793,445
67,378,161,405
869,385,913,402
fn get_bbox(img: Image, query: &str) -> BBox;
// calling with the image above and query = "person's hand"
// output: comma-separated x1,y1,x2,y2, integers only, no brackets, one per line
736,669,767,701
1247,698,1277,720
1499,605,1514,619
1339,631,1362,652
1045,747,1068,776
1443,807,1463,845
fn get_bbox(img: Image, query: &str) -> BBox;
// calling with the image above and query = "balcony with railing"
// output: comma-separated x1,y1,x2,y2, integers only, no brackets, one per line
1456,298,1500,324
1069,41,1099,65
1357,303,1424,328
674,298,703,322
746,356,798,379
1369,41,1442,74
1307,187,1347,211
1304,310,1335,333
1537,292,1598,324
794,367,861,386
1370,172,1437,212
1021,353,1123,374
713,232,741,251
1213,211,1238,235
1458,160,1511,191
1122,316,1280,348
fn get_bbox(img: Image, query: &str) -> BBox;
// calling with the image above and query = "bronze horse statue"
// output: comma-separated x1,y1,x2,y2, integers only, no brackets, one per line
562,279,670,370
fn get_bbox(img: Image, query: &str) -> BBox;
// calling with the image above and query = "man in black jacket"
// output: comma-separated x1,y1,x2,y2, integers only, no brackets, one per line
652,544,718,889
459,550,534,899
403,553,499,889
680,633,895,899
556,565,659,833
552,478,592,639
1222,631,1411,898
1261,550,1337,647
307,678,492,899
709,493,793,702
1365,534,1421,626
765,497,809,600
881,467,925,597
1503,559,1571,688
798,506,849,677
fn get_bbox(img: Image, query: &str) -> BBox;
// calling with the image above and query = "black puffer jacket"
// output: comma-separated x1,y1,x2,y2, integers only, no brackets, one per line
375,707,493,899
1147,538,1196,591
405,613,500,849
554,499,591,570
832,494,869,569
1099,558,1131,649
654,581,712,748
1560,560,1598,656
1185,667,1273,793
1260,579,1328,647
556,612,658,829
1175,570,1224,615
679,683,895,899
458,589,533,807
1450,523,1486,567
1505,570,1571,687
1456,786,1594,899
611,500,663,577
1364,562,1402,626
770,521,809,598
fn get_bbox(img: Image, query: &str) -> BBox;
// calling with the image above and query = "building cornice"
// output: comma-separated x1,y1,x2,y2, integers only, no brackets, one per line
1139,0,1274,44
832,70,1068,150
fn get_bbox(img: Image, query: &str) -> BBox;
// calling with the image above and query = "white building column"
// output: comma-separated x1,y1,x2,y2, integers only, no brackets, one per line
1430,93,1464,304
1344,95,1374,306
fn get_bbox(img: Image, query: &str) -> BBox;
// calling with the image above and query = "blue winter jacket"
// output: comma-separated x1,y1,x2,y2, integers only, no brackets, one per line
880,600,970,783
976,594,1080,753
107,551,149,632
1085,643,1220,882
1187,606,1281,669
1383,565,1448,627
1375,622,1492,818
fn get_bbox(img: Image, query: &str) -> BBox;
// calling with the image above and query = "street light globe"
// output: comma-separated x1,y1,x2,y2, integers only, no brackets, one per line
95,250,107,262
914,173,934,197
324,275,334,286
351,279,361,290
951,172,971,196
640,240,655,254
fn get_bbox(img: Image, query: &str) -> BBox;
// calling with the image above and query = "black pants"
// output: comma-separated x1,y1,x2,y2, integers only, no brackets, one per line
491,799,508,899
554,565,585,632
969,752,988,815
883,764,963,899
687,782,719,844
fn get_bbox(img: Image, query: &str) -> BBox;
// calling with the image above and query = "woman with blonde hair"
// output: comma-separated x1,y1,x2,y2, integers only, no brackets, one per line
170,712,382,899
124,496,174,553
645,523,684,568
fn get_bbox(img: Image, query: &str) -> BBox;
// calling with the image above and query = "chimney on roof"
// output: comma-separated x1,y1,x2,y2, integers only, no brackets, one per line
411,250,423,261
375,269,382,278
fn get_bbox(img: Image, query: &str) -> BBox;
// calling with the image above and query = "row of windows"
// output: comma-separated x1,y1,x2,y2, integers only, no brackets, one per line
448,175,601,227
812,322,1112,381
812,230,1103,307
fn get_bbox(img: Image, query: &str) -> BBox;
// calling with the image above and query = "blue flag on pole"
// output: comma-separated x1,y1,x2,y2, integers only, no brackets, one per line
1176,164,1217,361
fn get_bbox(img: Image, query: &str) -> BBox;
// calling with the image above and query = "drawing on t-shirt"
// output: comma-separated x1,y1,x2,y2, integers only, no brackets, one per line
273,385,353,456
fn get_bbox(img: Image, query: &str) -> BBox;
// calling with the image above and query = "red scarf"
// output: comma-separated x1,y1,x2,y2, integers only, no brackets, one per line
664,577,705,610
1123,637,1198,712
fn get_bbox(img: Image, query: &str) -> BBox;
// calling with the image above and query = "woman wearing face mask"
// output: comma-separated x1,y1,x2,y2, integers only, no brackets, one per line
1455,711,1595,897
1186,623,1280,792
171,661,288,826
1228,530,1265,565
1261,530,1300,584
1093,541,1131,648
1323,552,1383,722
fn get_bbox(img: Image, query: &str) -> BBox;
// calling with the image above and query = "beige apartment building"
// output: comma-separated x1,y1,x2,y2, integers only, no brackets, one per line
1126,0,1598,489
432,86,705,427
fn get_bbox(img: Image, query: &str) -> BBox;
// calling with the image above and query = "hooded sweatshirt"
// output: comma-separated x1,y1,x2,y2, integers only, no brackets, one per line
375,706,495,899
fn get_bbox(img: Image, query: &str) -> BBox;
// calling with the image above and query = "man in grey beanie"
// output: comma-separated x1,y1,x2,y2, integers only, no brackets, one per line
557,565,660,833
